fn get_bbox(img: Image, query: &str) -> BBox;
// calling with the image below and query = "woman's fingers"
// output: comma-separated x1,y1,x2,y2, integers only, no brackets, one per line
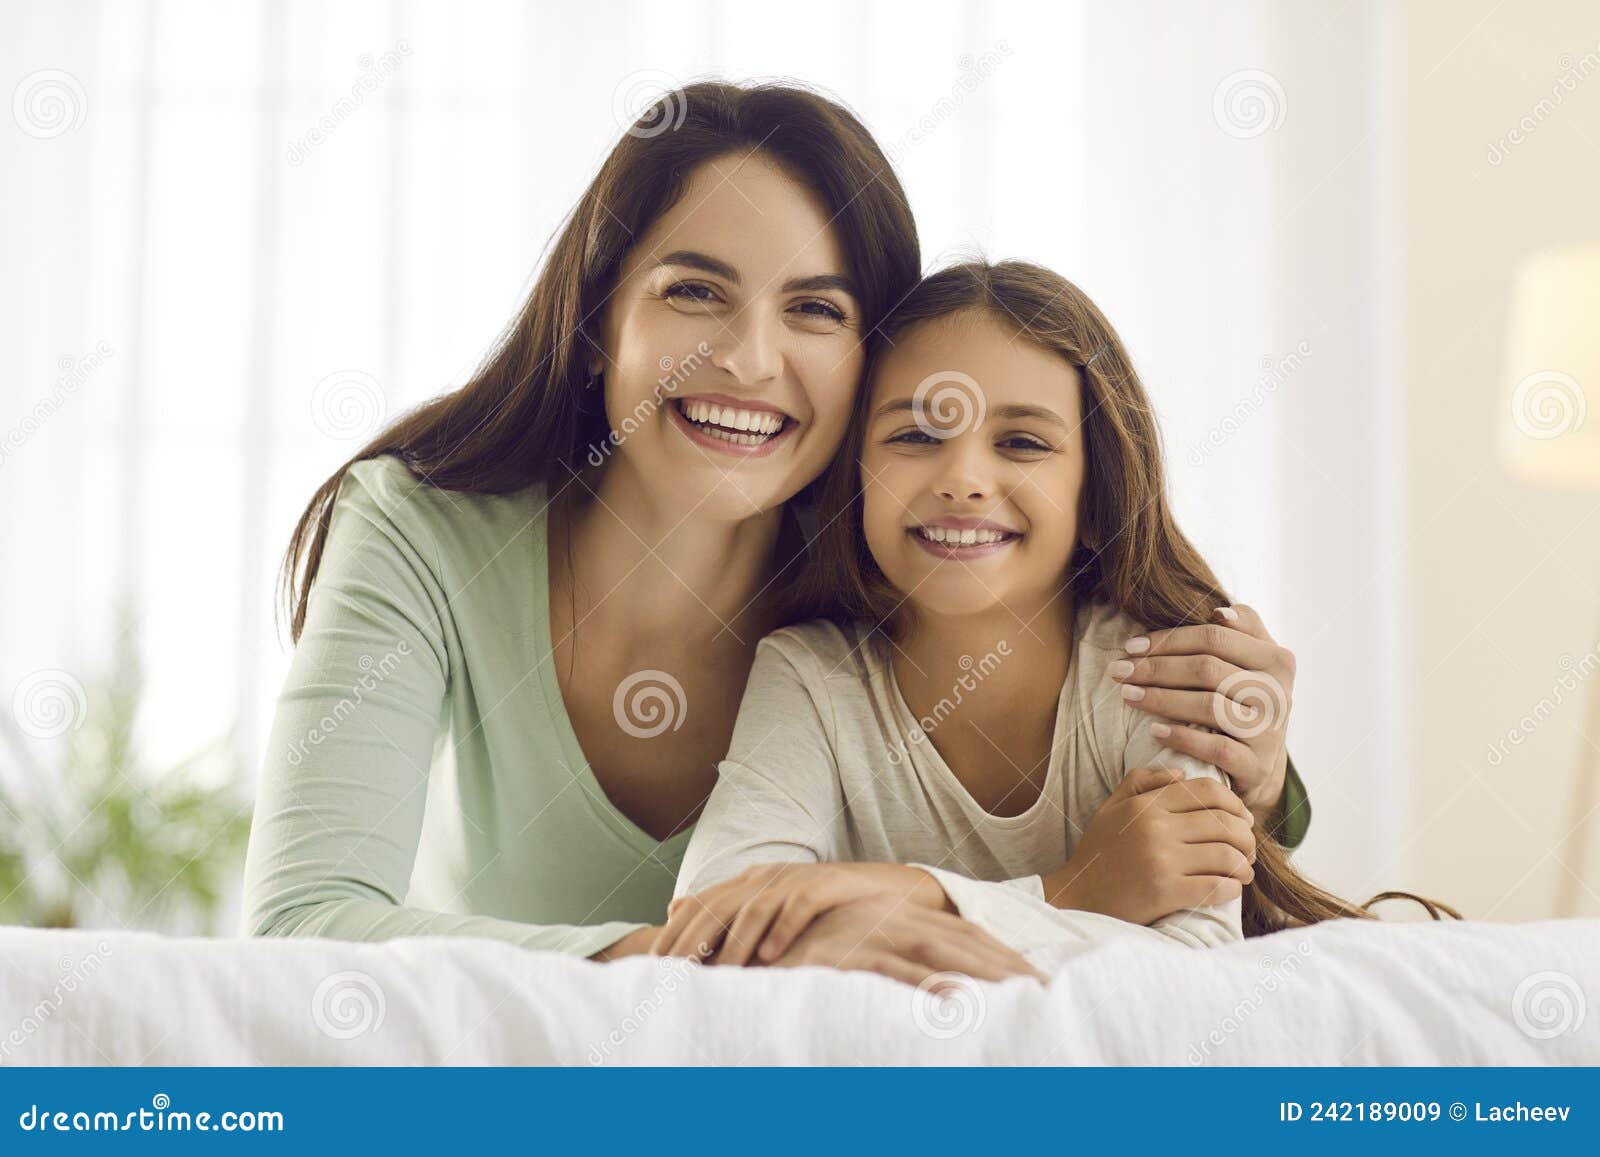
1215,603,1273,642
1111,653,1247,693
759,891,829,962
1122,622,1274,671
717,890,788,966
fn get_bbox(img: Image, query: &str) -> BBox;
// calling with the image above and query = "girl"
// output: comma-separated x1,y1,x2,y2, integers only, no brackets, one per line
658,260,1453,969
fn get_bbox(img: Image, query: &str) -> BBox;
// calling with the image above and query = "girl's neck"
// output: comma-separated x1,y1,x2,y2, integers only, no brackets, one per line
553,458,787,651
890,592,1076,732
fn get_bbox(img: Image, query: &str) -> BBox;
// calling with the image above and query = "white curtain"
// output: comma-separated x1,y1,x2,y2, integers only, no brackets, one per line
2,0,1406,920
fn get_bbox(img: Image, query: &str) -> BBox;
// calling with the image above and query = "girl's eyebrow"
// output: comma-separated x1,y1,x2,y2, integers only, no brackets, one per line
873,396,1067,429
653,249,858,300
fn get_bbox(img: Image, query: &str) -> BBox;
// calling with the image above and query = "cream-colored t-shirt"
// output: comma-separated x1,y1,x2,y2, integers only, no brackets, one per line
674,600,1242,953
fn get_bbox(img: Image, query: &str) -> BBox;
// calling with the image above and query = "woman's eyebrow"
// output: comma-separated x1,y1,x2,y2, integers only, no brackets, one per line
654,250,857,300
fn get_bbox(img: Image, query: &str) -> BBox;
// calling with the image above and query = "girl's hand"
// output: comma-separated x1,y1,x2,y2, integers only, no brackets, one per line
768,894,1044,985
1044,767,1257,925
1108,603,1295,821
653,862,950,966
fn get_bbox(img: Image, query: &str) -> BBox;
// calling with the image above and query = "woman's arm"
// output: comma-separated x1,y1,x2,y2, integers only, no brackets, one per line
239,464,644,960
1108,603,1310,845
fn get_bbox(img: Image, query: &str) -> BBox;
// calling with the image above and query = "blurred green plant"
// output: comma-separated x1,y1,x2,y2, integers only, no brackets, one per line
0,624,252,932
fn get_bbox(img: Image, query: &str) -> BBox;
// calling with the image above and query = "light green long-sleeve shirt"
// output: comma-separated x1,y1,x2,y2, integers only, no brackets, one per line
241,455,686,958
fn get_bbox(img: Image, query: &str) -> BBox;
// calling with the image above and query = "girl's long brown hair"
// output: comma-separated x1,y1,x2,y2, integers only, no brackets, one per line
281,81,920,644
792,260,1460,936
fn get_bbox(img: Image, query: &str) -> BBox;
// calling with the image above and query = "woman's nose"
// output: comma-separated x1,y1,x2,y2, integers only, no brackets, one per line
709,309,782,385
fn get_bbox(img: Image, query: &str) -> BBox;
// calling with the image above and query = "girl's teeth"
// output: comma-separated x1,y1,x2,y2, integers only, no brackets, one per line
917,526,1012,545
681,400,785,436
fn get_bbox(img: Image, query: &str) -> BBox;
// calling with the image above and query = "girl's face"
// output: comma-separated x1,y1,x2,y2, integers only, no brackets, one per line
595,153,865,520
860,309,1087,620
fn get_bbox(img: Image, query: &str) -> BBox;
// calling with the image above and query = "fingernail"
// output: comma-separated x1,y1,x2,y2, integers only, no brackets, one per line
1120,684,1145,701
1124,636,1150,654
1149,722,1171,738
1108,659,1135,678
1214,606,1240,623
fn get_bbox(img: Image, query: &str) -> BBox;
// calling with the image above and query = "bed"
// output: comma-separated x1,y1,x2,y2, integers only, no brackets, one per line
2,913,1595,1065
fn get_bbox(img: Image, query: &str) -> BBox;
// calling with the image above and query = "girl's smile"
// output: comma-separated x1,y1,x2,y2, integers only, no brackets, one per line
907,515,1024,560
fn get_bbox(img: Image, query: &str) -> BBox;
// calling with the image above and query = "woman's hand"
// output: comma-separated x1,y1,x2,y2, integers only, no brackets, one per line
653,862,951,966
1044,767,1257,925
590,925,663,961
767,894,1044,986
1108,603,1295,821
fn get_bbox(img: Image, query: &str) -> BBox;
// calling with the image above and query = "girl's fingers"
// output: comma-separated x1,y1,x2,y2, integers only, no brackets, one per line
1177,841,1256,883
1145,776,1252,822
1119,766,1186,796
1111,654,1246,693
1173,808,1257,858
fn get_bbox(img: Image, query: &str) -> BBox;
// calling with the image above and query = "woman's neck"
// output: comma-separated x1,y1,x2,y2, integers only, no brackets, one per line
554,459,788,652
890,592,1076,739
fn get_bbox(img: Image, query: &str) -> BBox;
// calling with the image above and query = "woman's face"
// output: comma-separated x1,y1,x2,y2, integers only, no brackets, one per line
859,310,1087,620
594,152,865,521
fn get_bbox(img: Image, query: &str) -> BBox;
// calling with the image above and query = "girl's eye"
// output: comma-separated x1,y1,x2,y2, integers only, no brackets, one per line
1000,435,1052,453
661,281,722,305
886,428,939,447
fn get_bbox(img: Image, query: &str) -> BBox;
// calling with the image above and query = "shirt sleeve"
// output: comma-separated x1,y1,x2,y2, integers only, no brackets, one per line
239,461,642,958
673,641,849,898
1119,722,1244,948
1270,754,1312,850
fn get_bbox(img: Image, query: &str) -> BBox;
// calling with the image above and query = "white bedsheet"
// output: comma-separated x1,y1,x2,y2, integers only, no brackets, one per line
1,917,1595,1065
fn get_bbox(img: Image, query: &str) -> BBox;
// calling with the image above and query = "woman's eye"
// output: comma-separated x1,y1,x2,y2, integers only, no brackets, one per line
662,281,721,305
791,298,847,324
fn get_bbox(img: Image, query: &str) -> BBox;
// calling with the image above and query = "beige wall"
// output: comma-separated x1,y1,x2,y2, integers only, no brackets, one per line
1406,0,1600,919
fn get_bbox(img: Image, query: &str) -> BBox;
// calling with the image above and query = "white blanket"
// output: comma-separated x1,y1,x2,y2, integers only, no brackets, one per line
1,917,1595,1065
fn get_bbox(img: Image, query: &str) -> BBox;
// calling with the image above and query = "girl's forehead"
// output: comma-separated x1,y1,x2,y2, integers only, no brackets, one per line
870,310,1081,411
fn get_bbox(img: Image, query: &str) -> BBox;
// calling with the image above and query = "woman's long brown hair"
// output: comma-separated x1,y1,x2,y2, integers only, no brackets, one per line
281,81,920,644
791,260,1460,937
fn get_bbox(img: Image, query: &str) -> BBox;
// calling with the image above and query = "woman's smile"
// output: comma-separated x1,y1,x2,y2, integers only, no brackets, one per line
667,392,799,458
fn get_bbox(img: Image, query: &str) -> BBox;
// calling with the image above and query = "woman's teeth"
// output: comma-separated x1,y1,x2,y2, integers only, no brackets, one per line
915,526,1016,546
679,400,786,444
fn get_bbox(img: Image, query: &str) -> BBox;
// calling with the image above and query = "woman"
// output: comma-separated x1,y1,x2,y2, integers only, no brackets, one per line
241,81,1307,982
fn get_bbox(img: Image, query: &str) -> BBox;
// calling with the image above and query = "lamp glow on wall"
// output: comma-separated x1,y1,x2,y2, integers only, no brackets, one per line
1499,245,1600,917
